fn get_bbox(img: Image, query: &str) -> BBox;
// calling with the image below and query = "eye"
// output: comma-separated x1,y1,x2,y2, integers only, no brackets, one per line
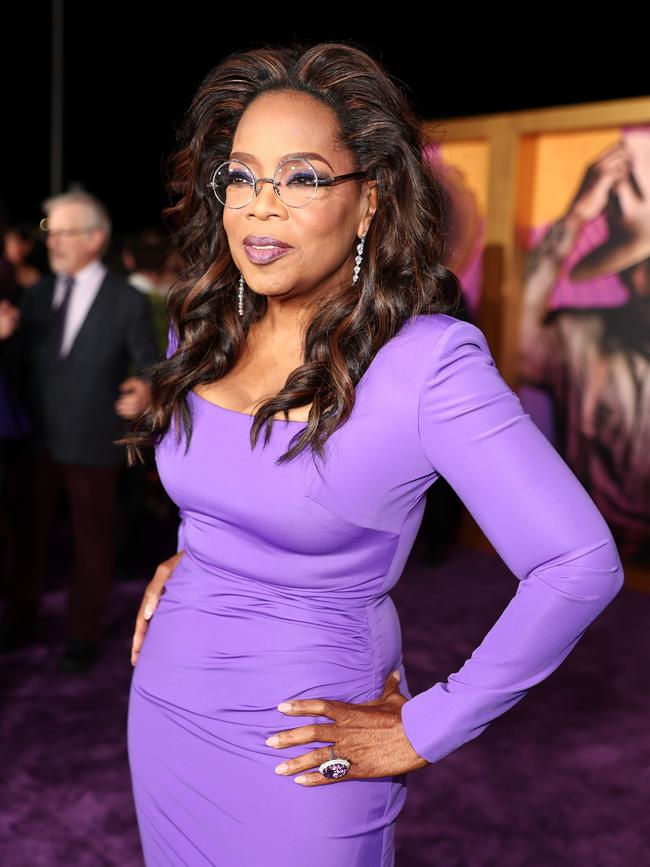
227,170,253,186
285,171,319,187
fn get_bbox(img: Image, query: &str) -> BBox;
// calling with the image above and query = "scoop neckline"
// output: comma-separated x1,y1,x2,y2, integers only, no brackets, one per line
189,389,307,425
185,315,419,426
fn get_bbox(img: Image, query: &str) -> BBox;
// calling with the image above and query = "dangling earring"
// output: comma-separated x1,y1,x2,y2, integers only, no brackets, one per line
238,273,245,316
353,233,366,285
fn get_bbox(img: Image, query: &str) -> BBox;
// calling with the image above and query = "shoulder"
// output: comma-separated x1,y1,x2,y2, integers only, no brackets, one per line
349,314,496,415
403,312,485,345
385,313,493,377
415,314,519,425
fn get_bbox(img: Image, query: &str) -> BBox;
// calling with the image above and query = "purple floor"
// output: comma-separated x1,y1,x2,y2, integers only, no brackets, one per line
1,542,648,866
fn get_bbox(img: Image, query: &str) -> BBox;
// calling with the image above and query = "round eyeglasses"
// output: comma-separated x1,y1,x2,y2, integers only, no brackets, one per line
208,157,370,209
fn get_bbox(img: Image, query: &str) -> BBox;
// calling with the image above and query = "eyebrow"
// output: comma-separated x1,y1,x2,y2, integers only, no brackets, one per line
229,151,335,171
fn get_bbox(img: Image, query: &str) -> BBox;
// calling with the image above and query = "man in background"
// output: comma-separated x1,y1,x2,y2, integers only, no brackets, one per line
0,190,158,671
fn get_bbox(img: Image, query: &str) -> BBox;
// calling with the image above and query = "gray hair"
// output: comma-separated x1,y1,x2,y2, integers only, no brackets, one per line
41,189,112,256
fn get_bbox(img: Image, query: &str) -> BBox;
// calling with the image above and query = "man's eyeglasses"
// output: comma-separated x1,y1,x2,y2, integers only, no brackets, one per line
39,218,98,239
208,157,371,209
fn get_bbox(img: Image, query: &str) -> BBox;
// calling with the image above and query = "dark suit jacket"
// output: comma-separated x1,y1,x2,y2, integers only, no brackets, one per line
5,267,160,466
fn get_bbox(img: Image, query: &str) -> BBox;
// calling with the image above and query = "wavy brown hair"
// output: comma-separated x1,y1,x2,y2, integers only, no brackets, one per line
117,39,463,468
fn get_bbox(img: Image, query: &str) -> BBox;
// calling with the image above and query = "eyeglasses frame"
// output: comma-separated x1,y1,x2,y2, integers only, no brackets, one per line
207,156,372,209
39,218,100,239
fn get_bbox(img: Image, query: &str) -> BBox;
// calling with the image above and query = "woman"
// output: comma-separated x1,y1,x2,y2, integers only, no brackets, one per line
1,221,44,300
121,42,624,866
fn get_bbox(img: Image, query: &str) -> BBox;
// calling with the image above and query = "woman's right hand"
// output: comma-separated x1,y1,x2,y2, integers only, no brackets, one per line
131,550,185,666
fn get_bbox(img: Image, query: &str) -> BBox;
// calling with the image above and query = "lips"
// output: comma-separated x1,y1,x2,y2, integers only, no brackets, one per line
243,235,292,249
243,235,294,264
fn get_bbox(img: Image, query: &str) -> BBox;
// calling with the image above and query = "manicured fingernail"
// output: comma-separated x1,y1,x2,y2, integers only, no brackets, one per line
266,736,280,746
294,775,307,784
275,763,288,774
277,702,292,712
393,670,401,681
144,606,154,620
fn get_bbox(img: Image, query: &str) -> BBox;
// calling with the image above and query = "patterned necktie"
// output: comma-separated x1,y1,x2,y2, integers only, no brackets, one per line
54,275,75,357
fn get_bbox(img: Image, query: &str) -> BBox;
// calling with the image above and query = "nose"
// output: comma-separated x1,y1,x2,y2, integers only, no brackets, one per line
253,177,275,196
245,177,286,218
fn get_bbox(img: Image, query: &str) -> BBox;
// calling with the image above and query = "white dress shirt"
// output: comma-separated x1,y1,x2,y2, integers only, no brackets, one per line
127,272,155,294
51,258,108,356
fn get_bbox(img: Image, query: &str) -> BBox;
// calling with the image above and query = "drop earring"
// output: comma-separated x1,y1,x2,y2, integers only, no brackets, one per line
353,233,366,285
238,273,244,316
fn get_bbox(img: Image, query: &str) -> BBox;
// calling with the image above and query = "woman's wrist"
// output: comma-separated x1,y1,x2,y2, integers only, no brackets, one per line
531,211,585,267
561,208,589,236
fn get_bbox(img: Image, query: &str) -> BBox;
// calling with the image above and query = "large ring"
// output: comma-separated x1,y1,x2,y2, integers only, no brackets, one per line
318,745,351,779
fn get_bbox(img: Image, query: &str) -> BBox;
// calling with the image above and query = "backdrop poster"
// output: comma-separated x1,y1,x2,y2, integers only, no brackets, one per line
516,123,650,566
423,139,489,321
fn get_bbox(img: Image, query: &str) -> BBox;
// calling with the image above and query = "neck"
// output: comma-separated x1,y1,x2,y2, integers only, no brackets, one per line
252,301,310,343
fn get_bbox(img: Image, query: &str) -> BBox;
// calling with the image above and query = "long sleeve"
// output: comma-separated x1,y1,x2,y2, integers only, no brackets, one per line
400,318,624,764
165,322,185,553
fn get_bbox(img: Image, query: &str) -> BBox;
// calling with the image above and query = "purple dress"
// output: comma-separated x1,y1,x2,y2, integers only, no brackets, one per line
127,314,624,866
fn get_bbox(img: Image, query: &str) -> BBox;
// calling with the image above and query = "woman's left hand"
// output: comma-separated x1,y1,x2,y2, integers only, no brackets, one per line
266,670,429,786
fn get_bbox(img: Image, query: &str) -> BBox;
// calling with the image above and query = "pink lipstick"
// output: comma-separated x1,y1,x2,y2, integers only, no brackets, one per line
243,235,293,265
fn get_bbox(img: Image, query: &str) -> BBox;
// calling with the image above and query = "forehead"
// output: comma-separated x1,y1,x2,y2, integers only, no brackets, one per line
48,201,90,226
231,91,344,165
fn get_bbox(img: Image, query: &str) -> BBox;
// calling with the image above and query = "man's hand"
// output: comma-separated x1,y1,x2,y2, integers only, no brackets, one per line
115,376,152,419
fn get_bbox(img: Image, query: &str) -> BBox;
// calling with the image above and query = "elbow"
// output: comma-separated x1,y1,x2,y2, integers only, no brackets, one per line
530,535,625,605
597,553,625,606
607,554,626,601
591,534,625,603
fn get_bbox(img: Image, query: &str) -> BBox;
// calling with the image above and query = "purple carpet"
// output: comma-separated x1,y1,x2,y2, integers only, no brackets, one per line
1,541,647,866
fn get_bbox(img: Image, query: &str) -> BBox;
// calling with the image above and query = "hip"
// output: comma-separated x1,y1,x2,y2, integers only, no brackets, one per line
130,571,406,722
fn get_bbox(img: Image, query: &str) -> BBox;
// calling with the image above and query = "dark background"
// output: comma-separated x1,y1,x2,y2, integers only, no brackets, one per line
3,7,648,233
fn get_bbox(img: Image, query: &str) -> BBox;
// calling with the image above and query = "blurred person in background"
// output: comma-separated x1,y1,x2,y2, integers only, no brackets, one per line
115,228,175,579
0,300,20,338
0,219,47,304
122,226,173,357
0,297,30,462
0,288,30,608
0,190,158,671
